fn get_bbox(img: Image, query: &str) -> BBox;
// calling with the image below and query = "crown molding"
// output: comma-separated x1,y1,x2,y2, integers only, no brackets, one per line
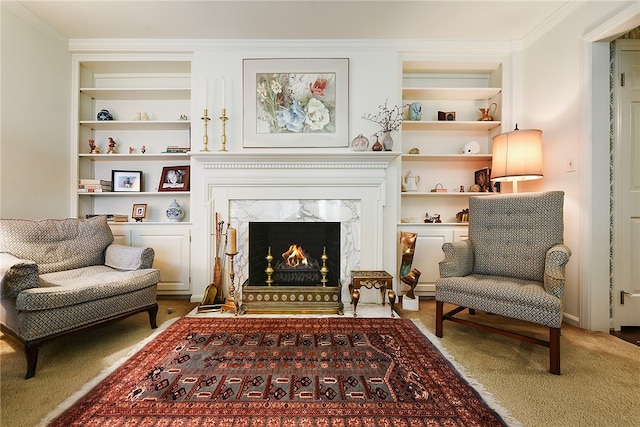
522,0,585,48
68,38,515,56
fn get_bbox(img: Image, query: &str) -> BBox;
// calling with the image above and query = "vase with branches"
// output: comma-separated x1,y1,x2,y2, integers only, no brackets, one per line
362,100,406,150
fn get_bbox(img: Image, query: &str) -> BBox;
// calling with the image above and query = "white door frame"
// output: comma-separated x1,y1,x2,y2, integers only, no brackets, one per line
613,39,640,329
582,3,640,332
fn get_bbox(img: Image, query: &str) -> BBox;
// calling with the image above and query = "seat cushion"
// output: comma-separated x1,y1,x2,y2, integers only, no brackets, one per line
16,265,160,311
435,274,563,328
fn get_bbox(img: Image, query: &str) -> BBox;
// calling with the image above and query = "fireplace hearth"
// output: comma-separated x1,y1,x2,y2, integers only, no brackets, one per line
242,221,343,314
247,222,340,286
189,152,400,313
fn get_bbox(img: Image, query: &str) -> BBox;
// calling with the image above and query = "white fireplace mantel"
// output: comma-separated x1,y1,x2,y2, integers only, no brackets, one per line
189,151,401,304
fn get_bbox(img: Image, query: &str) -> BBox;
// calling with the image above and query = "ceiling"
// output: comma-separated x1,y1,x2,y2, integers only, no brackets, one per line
14,0,576,41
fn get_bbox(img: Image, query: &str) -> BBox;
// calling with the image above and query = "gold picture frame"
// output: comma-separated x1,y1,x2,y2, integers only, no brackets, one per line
132,204,147,222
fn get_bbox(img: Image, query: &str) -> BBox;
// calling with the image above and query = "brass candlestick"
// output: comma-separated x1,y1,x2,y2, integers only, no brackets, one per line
265,247,274,286
320,246,328,287
221,252,240,314
219,108,228,152
200,109,211,152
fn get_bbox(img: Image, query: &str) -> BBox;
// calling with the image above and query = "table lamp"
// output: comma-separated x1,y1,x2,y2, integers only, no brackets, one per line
491,125,543,193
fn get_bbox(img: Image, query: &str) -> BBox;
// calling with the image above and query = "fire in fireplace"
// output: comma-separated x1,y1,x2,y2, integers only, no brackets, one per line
272,244,322,285
247,222,340,286
282,244,310,267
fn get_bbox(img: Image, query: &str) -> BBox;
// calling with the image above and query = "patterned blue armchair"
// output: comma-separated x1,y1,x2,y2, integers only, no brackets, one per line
435,191,571,374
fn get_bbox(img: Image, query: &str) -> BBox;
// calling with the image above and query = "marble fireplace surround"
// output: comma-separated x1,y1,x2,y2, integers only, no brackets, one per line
190,152,399,304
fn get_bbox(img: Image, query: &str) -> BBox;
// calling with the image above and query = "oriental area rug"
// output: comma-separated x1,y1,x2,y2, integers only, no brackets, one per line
46,317,520,426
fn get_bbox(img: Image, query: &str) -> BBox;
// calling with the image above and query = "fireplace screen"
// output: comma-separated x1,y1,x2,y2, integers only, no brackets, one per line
248,222,340,286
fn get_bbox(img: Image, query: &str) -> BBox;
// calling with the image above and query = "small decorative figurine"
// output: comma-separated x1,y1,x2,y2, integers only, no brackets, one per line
141,145,146,154
129,146,134,154
107,137,117,154
424,213,442,223
88,139,99,154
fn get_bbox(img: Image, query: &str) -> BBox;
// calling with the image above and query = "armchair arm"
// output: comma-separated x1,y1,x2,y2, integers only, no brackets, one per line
544,244,571,299
104,244,155,270
439,240,474,278
1,253,39,298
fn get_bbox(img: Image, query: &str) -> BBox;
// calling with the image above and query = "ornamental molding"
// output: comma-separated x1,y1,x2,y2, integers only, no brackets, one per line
200,162,390,170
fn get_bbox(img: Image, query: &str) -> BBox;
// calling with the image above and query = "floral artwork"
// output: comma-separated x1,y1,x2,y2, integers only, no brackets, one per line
243,58,349,148
256,72,336,134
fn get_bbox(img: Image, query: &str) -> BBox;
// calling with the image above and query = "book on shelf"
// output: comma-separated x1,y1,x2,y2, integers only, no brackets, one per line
79,179,112,186
85,214,114,221
164,146,190,153
78,188,111,193
78,184,112,190
112,214,129,222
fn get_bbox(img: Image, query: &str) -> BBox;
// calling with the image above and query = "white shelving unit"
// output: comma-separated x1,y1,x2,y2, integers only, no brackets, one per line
72,56,193,295
397,59,504,296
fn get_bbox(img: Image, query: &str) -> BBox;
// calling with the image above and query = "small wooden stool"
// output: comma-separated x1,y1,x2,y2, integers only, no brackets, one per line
349,270,394,317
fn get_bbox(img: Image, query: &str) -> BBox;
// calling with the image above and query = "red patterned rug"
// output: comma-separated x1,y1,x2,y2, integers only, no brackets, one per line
47,317,518,426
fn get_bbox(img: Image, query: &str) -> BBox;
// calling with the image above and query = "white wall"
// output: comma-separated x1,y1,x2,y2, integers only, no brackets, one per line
522,1,630,326
1,3,71,219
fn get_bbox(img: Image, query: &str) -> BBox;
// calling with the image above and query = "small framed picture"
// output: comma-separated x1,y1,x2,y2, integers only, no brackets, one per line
437,111,456,121
132,204,147,222
112,170,142,192
158,165,190,192
475,167,493,192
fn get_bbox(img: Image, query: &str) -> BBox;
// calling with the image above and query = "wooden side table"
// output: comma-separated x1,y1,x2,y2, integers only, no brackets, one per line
349,270,395,317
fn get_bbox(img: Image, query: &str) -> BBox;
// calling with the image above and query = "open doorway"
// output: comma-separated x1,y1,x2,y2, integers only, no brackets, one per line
611,34,640,340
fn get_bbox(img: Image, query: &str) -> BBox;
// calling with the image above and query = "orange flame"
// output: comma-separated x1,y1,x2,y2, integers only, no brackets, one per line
282,244,308,267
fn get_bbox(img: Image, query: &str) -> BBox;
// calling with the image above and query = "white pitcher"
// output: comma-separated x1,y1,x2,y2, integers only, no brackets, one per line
402,175,420,192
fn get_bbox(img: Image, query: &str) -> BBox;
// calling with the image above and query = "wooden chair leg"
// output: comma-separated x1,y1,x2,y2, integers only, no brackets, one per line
24,342,40,379
435,300,444,337
549,327,561,375
147,303,159,329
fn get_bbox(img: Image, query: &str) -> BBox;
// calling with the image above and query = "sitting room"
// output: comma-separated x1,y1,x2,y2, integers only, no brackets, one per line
2,1,639,426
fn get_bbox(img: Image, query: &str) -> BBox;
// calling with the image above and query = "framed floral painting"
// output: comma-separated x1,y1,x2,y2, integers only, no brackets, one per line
243,58,349,148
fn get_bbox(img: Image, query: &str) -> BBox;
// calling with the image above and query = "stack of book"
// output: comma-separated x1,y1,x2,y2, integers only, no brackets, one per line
85,214,128,222
164,146,190,153
113,214,129,222
78,179,112,193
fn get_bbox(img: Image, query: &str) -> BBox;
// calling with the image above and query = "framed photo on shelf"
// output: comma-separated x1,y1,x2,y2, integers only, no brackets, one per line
132,204,147,222
158,165,190,192
242,57,349,148
475,167,497,192
112,170,142,192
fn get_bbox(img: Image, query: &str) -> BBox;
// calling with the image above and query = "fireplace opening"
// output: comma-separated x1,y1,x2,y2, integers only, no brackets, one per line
248,222,340,286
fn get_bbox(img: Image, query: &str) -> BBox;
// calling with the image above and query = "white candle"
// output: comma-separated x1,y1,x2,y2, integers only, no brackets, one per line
228,226,236,253
204,77,208,110
222,77,226,109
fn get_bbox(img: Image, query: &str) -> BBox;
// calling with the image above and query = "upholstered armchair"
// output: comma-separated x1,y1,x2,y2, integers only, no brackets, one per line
435,191,571,374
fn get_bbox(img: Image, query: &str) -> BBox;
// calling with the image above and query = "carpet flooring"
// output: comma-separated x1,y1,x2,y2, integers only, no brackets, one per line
45,317,519,426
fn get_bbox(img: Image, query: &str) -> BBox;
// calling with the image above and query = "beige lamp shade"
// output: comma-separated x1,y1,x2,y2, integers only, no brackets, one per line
491,128,543,192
